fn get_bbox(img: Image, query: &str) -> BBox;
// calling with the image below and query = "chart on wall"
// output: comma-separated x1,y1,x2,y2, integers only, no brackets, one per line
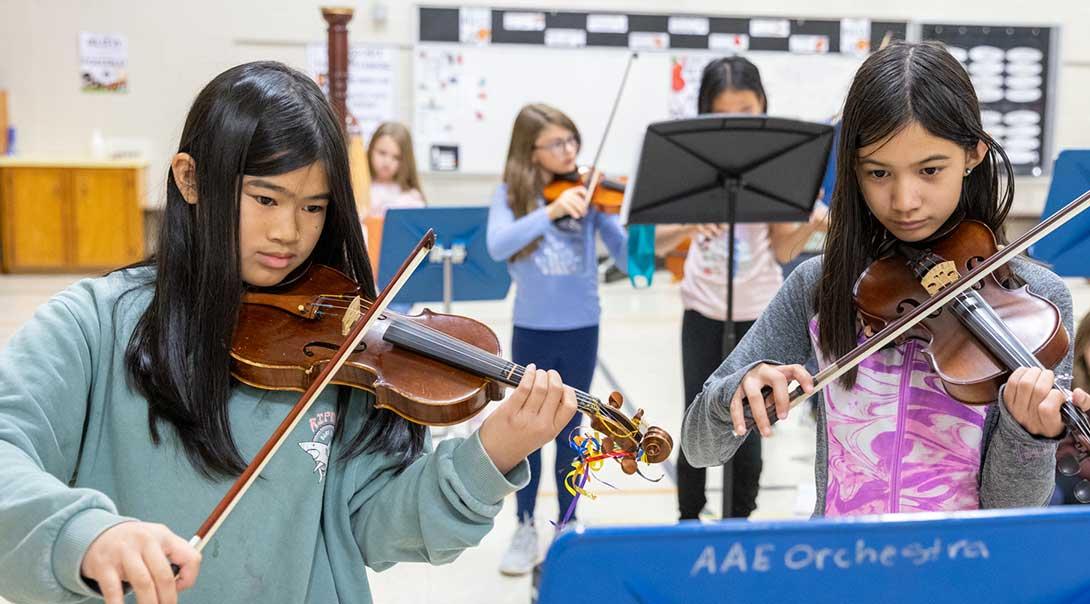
919,24,1057,177
305,43,398,142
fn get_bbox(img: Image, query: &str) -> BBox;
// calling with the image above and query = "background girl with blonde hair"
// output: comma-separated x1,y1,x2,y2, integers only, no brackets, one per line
487,103,627,576
366,121,425,218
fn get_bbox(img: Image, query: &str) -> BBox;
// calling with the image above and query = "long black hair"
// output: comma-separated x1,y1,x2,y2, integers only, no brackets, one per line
698,56,768,115
815,41,1015,385
124,61,425,478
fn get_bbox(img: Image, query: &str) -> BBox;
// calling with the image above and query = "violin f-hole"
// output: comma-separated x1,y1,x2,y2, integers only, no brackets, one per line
304,341,367,357
896,298,943,319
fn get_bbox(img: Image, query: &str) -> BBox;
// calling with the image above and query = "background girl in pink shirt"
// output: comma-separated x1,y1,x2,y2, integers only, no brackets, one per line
656,56,827,520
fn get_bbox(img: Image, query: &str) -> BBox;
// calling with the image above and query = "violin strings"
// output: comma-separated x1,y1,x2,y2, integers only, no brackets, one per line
390,317,626,424
298,299,624,423
302,297,1086,442
1062,402,1090,441
906,255,1090,443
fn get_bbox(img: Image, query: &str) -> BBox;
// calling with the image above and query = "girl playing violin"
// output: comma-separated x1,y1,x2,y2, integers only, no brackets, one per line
654,56,828,521
682,42,1090,516
486,103,627,575
0,62,576,604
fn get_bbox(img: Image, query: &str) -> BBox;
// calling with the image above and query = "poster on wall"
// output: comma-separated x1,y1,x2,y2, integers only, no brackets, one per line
414,47,466,170
79,32,128,93
305,43,397,142
920,24,1054,177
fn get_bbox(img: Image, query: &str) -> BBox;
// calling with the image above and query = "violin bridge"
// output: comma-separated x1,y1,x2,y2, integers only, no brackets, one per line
921,260,960,296
342,296,362,336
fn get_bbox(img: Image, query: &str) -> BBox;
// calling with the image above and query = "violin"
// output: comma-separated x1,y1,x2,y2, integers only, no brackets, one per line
663,237,691,282
736,191,1090,503
853,220,1068,404
178,232,671,569
231,263,673,473
543,168,627,215
857,220,1090,502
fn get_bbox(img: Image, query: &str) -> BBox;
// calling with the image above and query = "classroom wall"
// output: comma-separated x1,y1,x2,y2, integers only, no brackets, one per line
2,0,1089,218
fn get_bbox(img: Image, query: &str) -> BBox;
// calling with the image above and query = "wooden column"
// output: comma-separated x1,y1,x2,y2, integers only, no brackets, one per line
321,7,354,132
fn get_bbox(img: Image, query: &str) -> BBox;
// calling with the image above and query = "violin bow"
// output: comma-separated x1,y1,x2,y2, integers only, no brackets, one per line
583,51,638,199
744,187,1090,431
188,230,437,552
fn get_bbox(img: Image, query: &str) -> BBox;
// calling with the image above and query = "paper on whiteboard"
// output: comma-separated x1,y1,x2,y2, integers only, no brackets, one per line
789,35,829,54
630,32,669,50
414,47,464,161
460,7,491,44
669,16,710,36
545,29,587,48
840,18,870,55
587,14,628,34
750,19,790,38
709,33,750,52
504,12,545,32
305,43,396,141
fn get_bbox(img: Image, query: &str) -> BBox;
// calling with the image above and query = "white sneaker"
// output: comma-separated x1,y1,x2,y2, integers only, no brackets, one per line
498,519,539,576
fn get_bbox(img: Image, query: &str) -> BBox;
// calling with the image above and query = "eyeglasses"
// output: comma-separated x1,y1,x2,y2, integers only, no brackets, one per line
533,135,579,156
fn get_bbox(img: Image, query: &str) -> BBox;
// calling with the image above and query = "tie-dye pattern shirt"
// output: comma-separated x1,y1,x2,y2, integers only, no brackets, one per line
681,255,1071,517
810,319,988,514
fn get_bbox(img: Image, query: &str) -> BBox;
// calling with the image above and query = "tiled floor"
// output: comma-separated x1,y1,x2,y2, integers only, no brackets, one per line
1,270,1087,604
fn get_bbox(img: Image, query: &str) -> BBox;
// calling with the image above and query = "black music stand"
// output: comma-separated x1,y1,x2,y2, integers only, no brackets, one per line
622,115,832,519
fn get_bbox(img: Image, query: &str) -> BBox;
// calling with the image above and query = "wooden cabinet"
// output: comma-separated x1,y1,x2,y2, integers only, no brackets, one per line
0,160,145,272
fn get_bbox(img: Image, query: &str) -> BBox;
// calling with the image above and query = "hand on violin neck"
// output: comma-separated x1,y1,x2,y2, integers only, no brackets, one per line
545,186,589,221
731,363,814,438
1002,367,1090,438
478,364,578,474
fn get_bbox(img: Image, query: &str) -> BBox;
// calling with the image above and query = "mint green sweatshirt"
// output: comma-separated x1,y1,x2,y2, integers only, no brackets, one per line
0,269,529,603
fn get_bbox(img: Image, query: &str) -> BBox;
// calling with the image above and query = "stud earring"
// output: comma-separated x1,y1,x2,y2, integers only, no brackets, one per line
964,168,972,176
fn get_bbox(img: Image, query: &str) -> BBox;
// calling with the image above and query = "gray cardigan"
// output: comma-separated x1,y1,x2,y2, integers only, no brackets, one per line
681,255,1070,516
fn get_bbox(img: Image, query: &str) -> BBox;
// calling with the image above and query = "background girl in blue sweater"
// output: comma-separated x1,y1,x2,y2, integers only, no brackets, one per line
487,103,627,575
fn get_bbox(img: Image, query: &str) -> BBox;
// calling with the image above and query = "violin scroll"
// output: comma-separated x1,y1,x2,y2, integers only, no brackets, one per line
591,391,673,475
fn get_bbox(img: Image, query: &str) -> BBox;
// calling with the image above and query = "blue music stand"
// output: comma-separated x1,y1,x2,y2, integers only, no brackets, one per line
1029,149,1090,277
377,207,511,311
536,507,1090,603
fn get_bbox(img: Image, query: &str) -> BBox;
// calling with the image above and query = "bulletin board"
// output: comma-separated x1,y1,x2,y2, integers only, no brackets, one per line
414,6,906,175
414,7,1057,178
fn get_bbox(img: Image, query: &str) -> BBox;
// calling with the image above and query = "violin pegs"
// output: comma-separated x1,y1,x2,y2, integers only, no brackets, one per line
607,392,624,409
619,457,638,475
601,436,615,453
1076,479,1090,504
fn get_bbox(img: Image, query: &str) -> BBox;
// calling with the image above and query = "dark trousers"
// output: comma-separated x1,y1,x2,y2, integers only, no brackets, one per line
512,325,598,523
679,310,761,519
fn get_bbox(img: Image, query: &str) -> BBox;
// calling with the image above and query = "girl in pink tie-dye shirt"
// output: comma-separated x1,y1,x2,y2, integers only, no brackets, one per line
681,41,1090,516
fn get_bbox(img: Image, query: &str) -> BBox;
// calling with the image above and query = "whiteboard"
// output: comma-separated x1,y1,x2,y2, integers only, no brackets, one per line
413,44,863,175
